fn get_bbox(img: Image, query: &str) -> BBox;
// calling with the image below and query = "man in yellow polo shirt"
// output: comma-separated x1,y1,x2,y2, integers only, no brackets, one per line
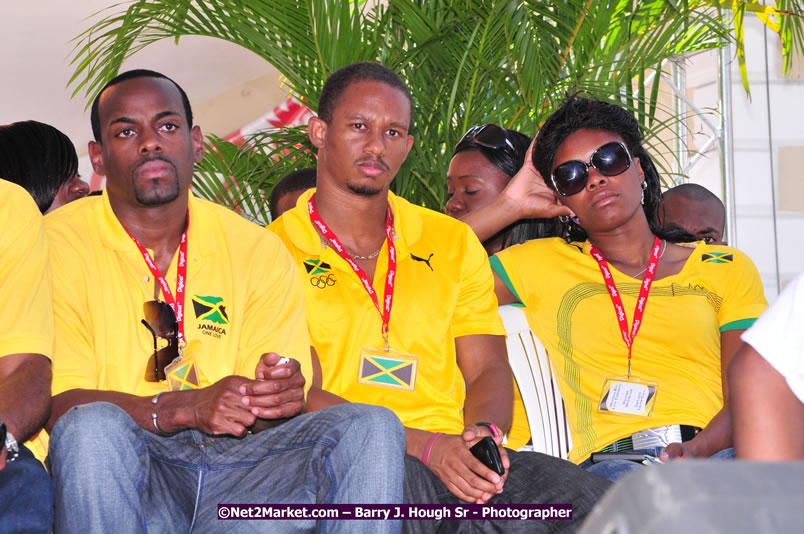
269,62,609,532
44,70,405,534
0,180,54,533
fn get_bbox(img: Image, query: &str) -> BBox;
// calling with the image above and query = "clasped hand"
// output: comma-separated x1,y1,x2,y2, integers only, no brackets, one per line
188,352,305,436
426,424,511,504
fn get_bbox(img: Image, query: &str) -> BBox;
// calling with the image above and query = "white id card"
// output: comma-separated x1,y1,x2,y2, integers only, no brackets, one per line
598,376,658,417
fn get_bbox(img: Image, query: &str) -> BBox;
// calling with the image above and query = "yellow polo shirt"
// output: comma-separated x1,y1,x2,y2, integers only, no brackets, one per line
269,189,506,437
30,191,311,458
0,180,54,359
493,238,767,462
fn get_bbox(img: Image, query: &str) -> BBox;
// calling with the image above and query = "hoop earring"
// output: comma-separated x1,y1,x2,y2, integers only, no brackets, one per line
558,215,569,223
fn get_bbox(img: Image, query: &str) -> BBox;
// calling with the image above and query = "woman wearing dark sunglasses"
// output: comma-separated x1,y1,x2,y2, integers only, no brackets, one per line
461,96,767,482
446,124,559,256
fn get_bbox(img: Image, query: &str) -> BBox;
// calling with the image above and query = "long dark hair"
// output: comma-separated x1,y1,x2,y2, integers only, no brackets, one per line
453,126,559,247
0,120,79,213
532,96,686,243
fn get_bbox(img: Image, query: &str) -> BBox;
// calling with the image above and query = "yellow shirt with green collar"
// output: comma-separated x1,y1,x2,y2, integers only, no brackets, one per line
31,191,311,458
268,189,506,437
0,180,54,360
492,238,767,463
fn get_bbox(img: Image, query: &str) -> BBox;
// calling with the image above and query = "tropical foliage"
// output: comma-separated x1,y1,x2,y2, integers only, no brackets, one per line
70,0,804,223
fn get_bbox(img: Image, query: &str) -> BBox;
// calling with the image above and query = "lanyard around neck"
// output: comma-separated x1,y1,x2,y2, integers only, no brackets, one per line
589,236,661,377
308,194,396,349
124,216,189,344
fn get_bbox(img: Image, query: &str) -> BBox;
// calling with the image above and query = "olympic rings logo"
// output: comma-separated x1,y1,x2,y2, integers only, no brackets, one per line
310,273,336,289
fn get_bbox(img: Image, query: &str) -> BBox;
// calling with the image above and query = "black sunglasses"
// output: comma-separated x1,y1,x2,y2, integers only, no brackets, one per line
551,141,632,197
455,124,516,155
141,300,179,382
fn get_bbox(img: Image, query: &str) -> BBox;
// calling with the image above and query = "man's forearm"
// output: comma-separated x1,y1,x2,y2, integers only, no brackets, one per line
48,388,197,435
305,386,350,412
0,354,51,442
463,365,514,435
686,406,732,457
459,195,521,244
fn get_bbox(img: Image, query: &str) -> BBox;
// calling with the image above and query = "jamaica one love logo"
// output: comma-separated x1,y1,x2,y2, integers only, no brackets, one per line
193,295,229,338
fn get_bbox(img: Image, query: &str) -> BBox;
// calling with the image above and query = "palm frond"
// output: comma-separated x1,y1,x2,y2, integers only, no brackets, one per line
71,0,804,211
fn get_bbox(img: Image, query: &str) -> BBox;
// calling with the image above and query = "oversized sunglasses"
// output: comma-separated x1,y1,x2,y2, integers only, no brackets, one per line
141,300,179,382
455,124,516,155
550,141,632,196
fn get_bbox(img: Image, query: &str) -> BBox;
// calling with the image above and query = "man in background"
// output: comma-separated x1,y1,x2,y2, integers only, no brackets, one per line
269,167,316,220
661,183,726,245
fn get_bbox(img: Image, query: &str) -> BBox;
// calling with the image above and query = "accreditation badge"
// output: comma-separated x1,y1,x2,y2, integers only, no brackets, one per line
358,347,418,392
598,375,658,417
165,340,201,391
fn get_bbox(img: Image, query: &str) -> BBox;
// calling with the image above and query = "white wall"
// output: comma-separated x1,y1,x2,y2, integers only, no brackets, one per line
685,16,804,301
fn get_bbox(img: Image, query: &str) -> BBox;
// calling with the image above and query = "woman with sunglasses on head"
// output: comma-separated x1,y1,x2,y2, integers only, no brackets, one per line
446,124,560,453
447,124,558,256
461,96,767,482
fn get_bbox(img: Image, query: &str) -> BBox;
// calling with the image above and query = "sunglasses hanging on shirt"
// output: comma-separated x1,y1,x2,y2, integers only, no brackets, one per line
141,300,179,382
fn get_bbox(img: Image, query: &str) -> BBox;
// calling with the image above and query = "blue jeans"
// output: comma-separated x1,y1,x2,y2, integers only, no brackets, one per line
0,444,54,533
49,402,405,534
580,446,735,482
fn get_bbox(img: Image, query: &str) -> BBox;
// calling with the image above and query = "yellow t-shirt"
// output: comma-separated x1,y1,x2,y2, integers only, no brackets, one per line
492,238,767,463
269,189,506,437
0,180,54,359
32,191,311,457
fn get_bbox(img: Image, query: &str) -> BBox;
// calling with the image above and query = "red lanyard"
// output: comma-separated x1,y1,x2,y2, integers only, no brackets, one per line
308,194,395,348
124,216,189,345
589,236,661,377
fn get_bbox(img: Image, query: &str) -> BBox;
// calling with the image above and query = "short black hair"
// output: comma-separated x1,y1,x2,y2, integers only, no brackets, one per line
533,95,668,242
269,168,317,219
452,126,559,245
317,62,413,125
90,69,193,142
662,183,725,239
664,183,725,212
0,120,79,213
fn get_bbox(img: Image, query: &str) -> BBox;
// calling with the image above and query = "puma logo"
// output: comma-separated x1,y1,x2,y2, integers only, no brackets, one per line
410,253,434,271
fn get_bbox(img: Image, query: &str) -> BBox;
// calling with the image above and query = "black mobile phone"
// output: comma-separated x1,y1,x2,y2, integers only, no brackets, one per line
470,436,505,475
589,451,655,464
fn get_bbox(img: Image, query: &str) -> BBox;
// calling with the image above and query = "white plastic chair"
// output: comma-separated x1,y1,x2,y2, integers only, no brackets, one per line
499,305,572,459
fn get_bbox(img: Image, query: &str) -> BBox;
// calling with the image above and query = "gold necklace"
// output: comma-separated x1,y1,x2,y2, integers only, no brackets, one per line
317,229,398,260
349,244,384,260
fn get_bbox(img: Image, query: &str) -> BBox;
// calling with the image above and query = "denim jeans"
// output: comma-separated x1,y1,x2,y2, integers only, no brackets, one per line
579,446,735,482
0,444,54,533
402,449,612,533
49,402,405,534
